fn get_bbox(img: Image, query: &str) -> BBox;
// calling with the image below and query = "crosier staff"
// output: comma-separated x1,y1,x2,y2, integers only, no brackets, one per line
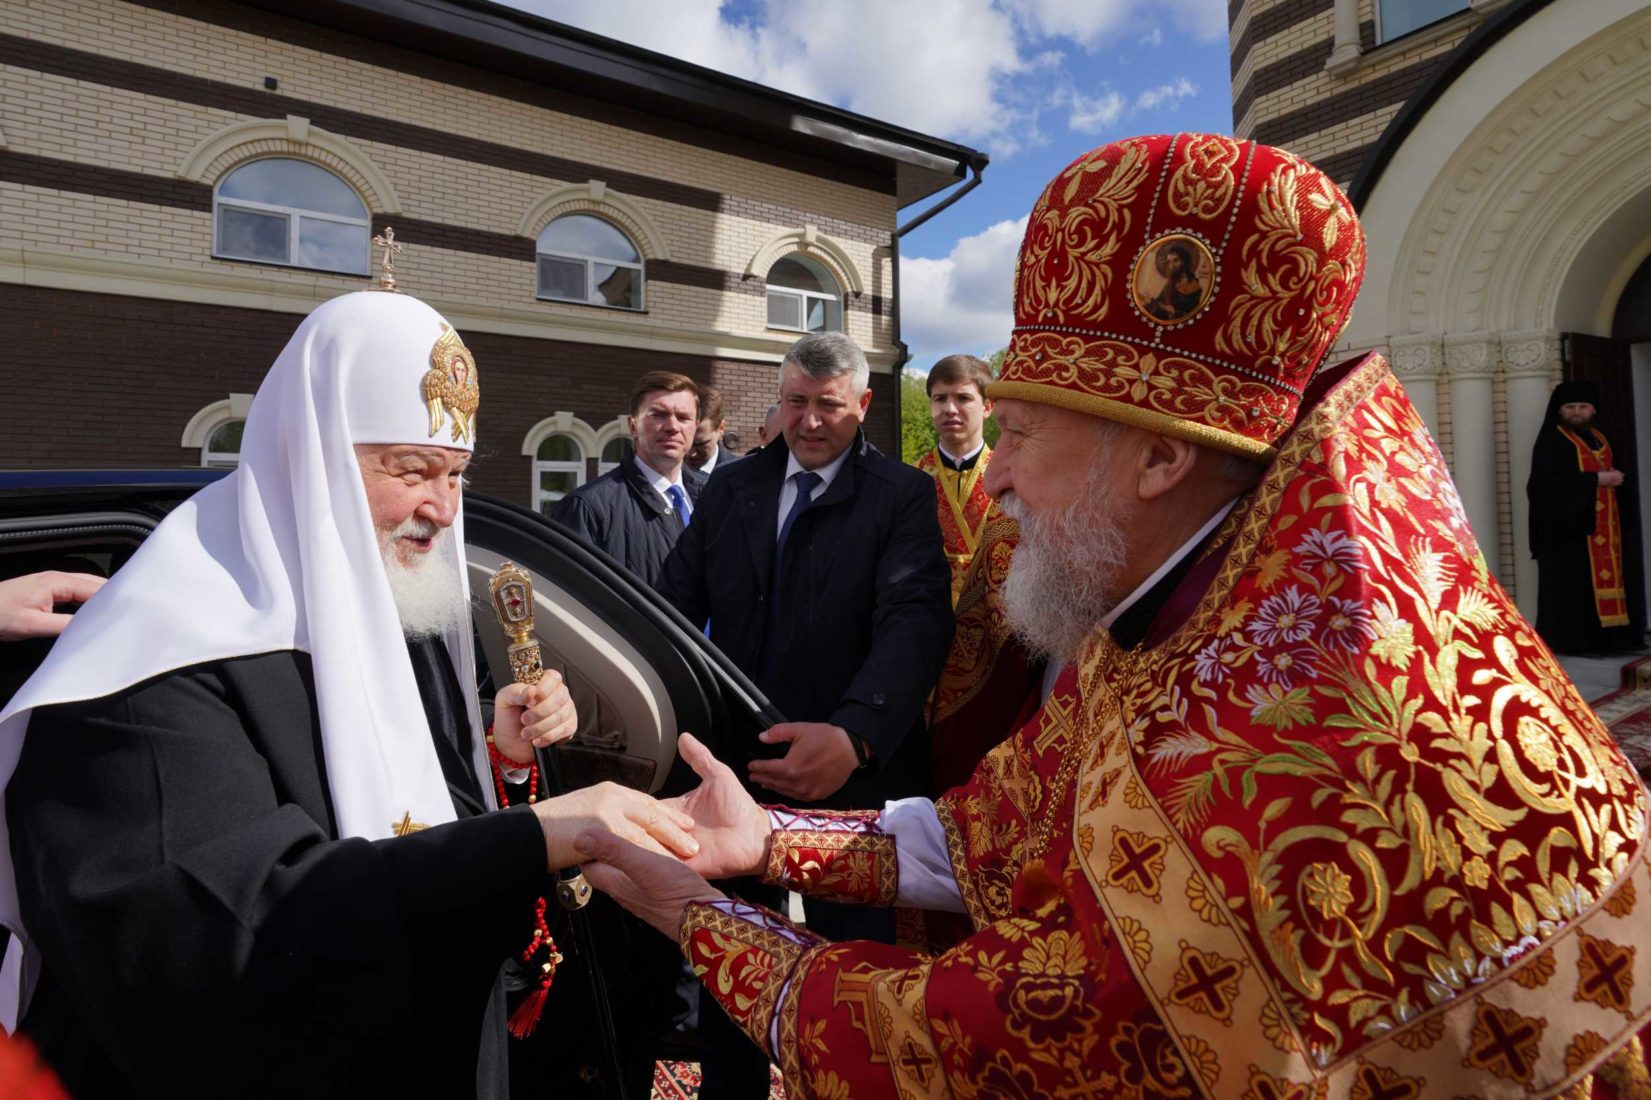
488,563,624,1097
489,561,592,910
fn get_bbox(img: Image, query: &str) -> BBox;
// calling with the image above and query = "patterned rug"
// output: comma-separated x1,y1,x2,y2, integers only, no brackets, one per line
1591,657,1651,777
653,1061,786,1099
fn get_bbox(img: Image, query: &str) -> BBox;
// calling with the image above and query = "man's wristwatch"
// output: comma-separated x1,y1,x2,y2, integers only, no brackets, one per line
849,732,875,771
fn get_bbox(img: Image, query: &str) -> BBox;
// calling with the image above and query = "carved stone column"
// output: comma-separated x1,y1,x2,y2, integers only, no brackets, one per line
1326,0,1363,75
1444,333,1502,578
1389,334,1445,444
1501,330,1562,617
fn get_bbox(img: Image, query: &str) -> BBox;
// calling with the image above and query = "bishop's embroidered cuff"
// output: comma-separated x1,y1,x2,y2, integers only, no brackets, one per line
762,806,899,906
679,898,823,1057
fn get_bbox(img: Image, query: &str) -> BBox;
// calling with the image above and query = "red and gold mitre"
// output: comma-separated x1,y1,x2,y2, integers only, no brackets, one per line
990,133,1365,460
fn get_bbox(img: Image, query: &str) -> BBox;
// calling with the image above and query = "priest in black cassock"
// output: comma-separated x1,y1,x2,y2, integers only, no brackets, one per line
0,289,697,1098
1526,379,1636,654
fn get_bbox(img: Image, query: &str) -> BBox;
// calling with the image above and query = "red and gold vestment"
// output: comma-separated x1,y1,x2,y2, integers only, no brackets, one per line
915,445,1001,606
678,355,1651,1099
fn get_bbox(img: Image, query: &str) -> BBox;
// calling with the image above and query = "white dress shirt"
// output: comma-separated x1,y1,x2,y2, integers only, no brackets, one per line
775,445,852,540
635,455,690,521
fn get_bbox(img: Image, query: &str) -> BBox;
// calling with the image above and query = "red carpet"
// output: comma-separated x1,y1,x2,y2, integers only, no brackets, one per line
653,1061,786,1099
1590,656,1651,777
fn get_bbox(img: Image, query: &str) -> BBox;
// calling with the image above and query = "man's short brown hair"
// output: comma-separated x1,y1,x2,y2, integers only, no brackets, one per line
698,385,726,427
926,354,994,397
630,371,700,418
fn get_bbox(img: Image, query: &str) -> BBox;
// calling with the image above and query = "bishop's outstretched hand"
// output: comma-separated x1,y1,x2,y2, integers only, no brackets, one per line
662,732,772,880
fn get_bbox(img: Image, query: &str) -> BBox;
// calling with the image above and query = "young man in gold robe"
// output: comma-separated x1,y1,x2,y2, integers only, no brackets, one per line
915,355,1002,605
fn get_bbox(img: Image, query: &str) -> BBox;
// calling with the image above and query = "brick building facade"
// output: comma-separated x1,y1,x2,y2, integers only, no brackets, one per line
2,0,985,511
1229,0,1651,625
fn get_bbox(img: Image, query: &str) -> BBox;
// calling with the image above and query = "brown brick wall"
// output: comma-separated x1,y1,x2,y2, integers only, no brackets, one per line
8,286,892,503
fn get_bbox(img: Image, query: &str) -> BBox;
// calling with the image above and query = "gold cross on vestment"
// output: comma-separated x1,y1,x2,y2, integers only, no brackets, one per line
371,226,403,292
392,811,428,836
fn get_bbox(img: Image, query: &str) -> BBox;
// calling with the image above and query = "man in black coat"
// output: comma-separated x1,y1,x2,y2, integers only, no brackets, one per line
1526,379,1635,654
657,331,953,1098
553,370,707,585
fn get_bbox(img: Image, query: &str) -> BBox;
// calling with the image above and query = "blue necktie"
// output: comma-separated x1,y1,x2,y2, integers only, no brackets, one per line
666,483,690,527
776,471,822,560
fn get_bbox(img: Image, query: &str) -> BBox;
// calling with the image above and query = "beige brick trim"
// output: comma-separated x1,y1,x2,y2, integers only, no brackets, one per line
516,180,672,261
0,243,899,371
521,411,601,457
176,115,402,215
180,392,253,447
746,226,864,296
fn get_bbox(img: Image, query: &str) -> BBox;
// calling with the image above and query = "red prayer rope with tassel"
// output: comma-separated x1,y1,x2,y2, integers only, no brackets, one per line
487,728,558,1038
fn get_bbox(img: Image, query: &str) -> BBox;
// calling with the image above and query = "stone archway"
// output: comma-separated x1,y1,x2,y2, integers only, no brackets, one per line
1345,0,1651,614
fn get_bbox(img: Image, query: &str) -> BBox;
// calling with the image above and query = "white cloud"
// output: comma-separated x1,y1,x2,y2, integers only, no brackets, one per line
900,217,1027,364
512,0,1029,151
509,0,1226,156
1139,27,1164,47
1004,0,1226,48
1134,77,1198,111
1058,87,1127,134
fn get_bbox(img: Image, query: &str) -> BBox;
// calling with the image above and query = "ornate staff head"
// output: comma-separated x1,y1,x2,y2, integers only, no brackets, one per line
488,561,544,686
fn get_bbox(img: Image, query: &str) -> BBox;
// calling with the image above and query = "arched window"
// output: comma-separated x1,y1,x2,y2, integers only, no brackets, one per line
537,215,644,310
766,255,842,333
202,419,246,468
600,436,634,475
214,158,370,274
534,434,586,513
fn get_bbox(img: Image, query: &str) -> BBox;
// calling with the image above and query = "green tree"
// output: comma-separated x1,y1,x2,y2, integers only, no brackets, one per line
900,369,937,464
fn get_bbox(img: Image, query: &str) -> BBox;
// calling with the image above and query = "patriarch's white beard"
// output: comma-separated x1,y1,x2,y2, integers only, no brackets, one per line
999,461,1132,665
378,518,465,640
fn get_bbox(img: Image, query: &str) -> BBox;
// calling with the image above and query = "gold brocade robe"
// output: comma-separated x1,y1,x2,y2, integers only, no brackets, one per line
678,355,1651,1099
915,445,999,605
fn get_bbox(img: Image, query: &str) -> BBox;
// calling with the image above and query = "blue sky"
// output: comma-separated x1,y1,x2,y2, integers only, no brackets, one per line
503,0,1235,371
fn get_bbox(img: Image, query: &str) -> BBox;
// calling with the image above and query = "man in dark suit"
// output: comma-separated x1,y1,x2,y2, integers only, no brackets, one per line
687,384,737,476
658,331,953,1098
552,371,706,585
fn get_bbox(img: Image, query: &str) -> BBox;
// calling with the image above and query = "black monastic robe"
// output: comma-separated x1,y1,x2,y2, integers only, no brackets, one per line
1526,391,1634,654
9,644,545,1098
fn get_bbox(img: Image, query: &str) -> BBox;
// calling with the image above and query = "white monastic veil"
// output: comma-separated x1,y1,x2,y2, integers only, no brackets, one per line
0,291,494,1028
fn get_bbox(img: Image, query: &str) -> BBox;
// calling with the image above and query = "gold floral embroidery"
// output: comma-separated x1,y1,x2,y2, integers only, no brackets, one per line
1017,140,1153,324
1214,159,1358,386
1083,358,1648,1072
1167,134,1242,221
1115,915,1154,968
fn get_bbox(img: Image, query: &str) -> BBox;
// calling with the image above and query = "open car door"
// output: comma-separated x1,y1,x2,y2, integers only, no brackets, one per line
0,472,783,1097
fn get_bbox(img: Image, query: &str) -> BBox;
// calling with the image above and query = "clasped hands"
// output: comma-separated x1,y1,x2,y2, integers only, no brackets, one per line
492,676,769,929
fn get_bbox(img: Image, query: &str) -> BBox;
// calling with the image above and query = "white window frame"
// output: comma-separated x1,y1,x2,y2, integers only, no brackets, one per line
202,420,245,469
764,254,843,334
212,160,370,275
181,394,253,469
533,435,587,511
593,415,633,475
536,219,645,311
765,284,841,333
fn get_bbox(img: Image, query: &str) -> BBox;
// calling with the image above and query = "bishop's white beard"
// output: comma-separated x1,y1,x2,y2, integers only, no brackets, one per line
999,459,1132,665
378,518,466,640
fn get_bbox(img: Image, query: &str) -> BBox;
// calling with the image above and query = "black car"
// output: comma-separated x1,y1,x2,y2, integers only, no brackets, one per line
0,468,783,1098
